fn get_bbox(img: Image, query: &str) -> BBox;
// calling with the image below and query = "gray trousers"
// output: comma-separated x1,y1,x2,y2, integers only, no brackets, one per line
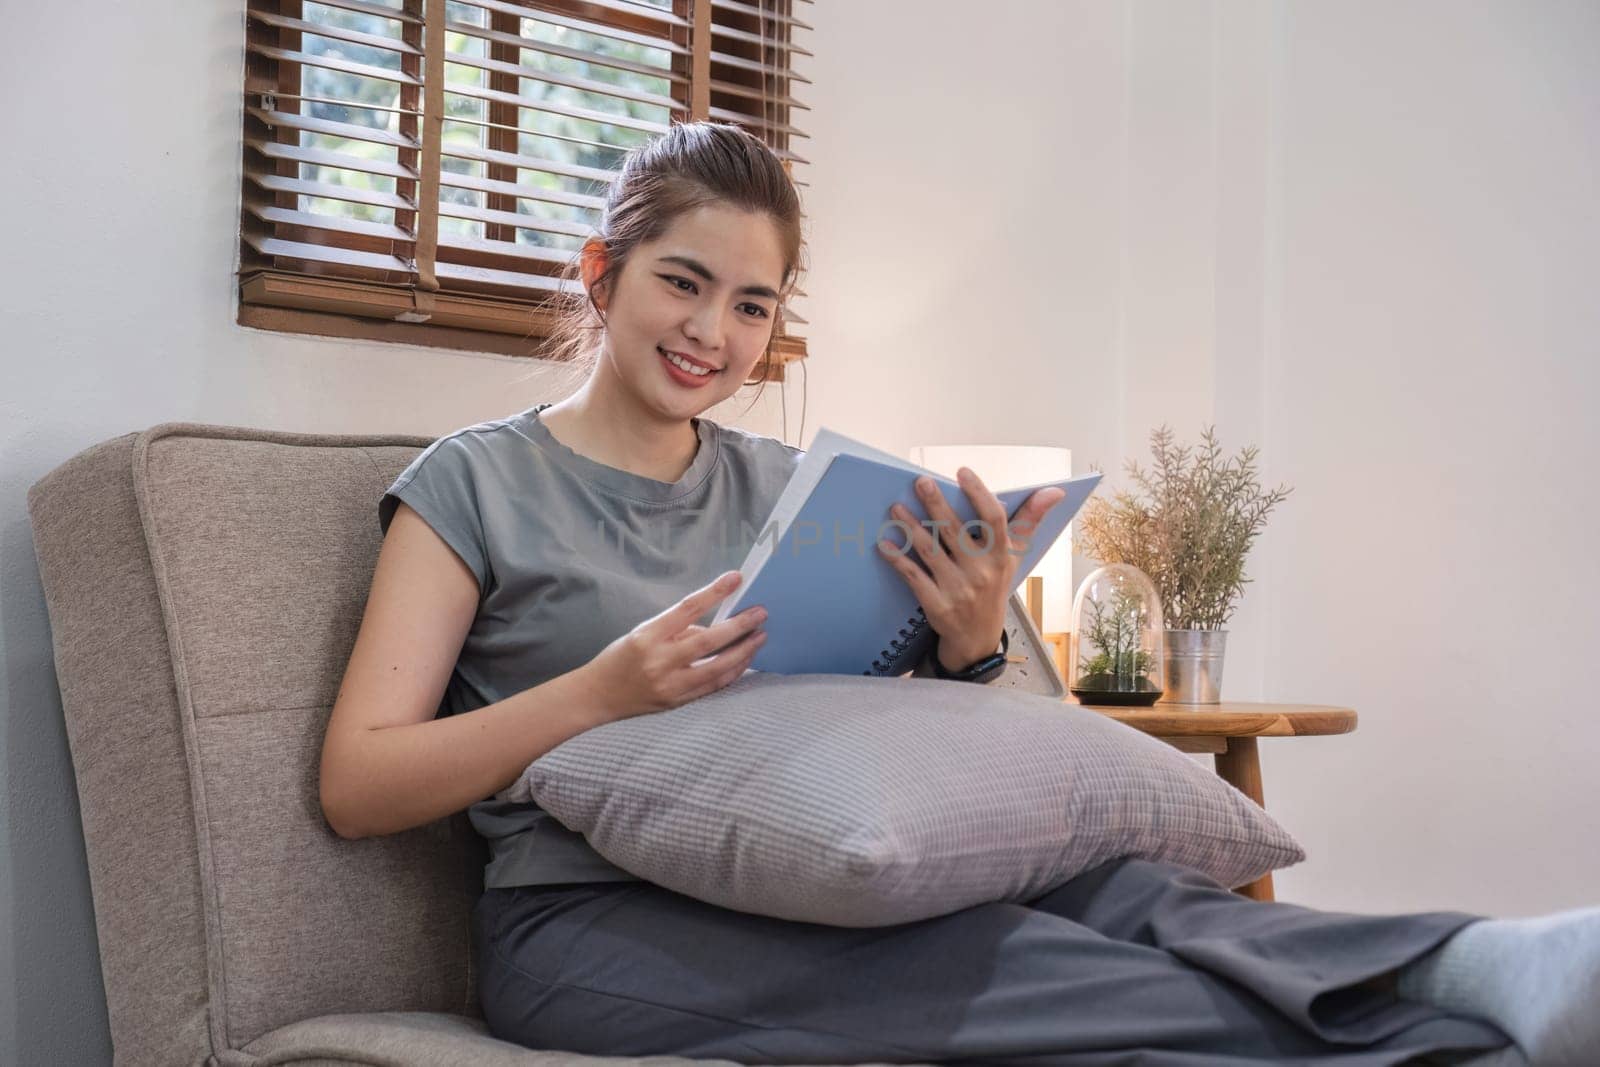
471,856,1513,1065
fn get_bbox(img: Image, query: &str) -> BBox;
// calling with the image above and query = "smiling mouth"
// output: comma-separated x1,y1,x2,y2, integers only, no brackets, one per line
658,347,722,374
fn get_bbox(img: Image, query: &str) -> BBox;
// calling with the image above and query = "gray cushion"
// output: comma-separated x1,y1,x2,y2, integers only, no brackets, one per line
507,671,1306,928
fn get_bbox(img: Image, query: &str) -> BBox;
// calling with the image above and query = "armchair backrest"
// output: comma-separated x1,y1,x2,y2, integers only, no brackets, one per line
26,422,486,1066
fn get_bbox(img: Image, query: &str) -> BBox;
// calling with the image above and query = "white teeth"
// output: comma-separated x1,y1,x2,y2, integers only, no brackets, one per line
660,348,712,376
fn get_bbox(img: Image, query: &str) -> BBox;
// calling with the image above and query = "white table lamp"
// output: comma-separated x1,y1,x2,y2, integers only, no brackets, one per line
906,443,1074,634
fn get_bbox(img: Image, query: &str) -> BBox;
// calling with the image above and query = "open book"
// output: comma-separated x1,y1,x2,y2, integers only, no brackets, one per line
710,427,1103,676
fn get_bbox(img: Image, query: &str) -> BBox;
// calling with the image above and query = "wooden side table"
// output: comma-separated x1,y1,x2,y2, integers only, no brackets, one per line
1063,698,1358,903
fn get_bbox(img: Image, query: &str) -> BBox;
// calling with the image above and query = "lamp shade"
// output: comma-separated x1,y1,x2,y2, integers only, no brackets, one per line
907,444,1074,632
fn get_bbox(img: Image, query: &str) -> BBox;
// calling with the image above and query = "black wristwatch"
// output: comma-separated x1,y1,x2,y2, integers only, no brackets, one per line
930,630,1009,684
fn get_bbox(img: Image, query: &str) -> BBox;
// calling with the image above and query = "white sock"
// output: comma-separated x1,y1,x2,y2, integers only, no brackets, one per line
1395,907,1600,1065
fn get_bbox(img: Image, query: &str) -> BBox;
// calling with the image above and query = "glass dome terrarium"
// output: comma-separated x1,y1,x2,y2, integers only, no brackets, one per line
1068,563,1166,706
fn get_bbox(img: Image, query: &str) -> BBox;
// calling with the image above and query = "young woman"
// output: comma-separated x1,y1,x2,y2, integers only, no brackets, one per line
320,122,1596,1066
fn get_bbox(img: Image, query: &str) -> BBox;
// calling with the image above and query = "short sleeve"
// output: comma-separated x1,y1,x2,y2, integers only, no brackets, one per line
379,434,491,596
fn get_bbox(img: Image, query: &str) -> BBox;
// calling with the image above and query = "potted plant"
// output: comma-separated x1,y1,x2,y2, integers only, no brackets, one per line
1078,426,1292,703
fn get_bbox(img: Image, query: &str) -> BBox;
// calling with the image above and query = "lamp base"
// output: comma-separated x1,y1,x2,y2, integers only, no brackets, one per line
1042,630,1070,682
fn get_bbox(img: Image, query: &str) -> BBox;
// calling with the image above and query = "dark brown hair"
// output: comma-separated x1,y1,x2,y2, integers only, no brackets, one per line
534,120,807,400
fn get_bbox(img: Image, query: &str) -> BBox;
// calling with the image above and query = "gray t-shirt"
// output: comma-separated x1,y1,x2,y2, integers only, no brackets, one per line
379,401,805,889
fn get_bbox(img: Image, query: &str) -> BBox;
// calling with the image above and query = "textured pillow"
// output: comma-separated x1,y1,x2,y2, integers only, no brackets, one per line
502,671,1305,927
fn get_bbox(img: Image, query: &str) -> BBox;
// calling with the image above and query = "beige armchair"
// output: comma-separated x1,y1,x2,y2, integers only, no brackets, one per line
27,421,909,1067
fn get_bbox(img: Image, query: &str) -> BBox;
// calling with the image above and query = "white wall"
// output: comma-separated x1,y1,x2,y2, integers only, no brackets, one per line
807,0,1600,921
1253,1,1600,915
4,1,1596,1062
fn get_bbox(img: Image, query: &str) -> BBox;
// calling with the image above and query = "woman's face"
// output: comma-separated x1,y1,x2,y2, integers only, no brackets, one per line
583,202,786,420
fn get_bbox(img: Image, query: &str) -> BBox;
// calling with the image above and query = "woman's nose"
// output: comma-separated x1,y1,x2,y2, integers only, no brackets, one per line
684,308,724,351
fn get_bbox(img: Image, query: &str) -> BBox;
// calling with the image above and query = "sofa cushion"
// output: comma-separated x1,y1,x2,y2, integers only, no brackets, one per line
222,1010,923,1066
508,671,1306,928
28,422,492,1062
219,1010,715,1066
132,423,494,1047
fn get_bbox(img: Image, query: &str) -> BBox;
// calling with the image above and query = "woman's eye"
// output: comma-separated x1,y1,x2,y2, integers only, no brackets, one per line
661,275,766,318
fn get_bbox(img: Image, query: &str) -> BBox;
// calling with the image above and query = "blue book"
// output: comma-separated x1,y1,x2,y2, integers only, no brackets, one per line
710,427,1104,676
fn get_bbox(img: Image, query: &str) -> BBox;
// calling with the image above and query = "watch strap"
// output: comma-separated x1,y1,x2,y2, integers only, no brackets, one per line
930,629,1009,683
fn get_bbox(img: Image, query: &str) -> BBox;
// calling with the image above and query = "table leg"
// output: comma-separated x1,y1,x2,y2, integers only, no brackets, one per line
1215,737,1275,902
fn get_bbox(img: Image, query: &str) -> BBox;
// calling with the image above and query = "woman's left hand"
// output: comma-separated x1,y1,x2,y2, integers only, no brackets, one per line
876,468,1067,673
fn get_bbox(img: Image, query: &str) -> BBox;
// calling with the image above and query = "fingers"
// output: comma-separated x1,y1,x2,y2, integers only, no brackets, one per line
1017,486,1068,531
682,626,767,702
908,472,1008,563
885,504,960,578
953,468,1009,553
1007,488,1068,554
649,569,744,637
907,476,962,556
876,529,941,603
685,603,768,661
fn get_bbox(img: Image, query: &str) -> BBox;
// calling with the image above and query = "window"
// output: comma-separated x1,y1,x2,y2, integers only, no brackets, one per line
236,0,810,377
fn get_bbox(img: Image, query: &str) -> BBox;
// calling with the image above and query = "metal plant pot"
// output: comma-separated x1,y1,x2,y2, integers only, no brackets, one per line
1159,628,1227,704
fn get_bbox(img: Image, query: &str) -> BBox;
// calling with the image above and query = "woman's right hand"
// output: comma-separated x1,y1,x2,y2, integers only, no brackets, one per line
577,570,769,721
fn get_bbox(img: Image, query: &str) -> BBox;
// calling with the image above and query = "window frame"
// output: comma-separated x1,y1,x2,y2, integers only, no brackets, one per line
235,0,810,379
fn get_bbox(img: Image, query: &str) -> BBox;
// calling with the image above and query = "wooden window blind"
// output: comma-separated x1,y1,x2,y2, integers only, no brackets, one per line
236,0,810,378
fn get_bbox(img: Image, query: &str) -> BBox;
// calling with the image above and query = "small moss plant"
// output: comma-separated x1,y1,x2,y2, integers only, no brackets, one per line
1075,589,1155,689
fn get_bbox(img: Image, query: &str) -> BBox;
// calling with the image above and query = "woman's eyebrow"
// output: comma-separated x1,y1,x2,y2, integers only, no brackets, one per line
656,255,779,300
